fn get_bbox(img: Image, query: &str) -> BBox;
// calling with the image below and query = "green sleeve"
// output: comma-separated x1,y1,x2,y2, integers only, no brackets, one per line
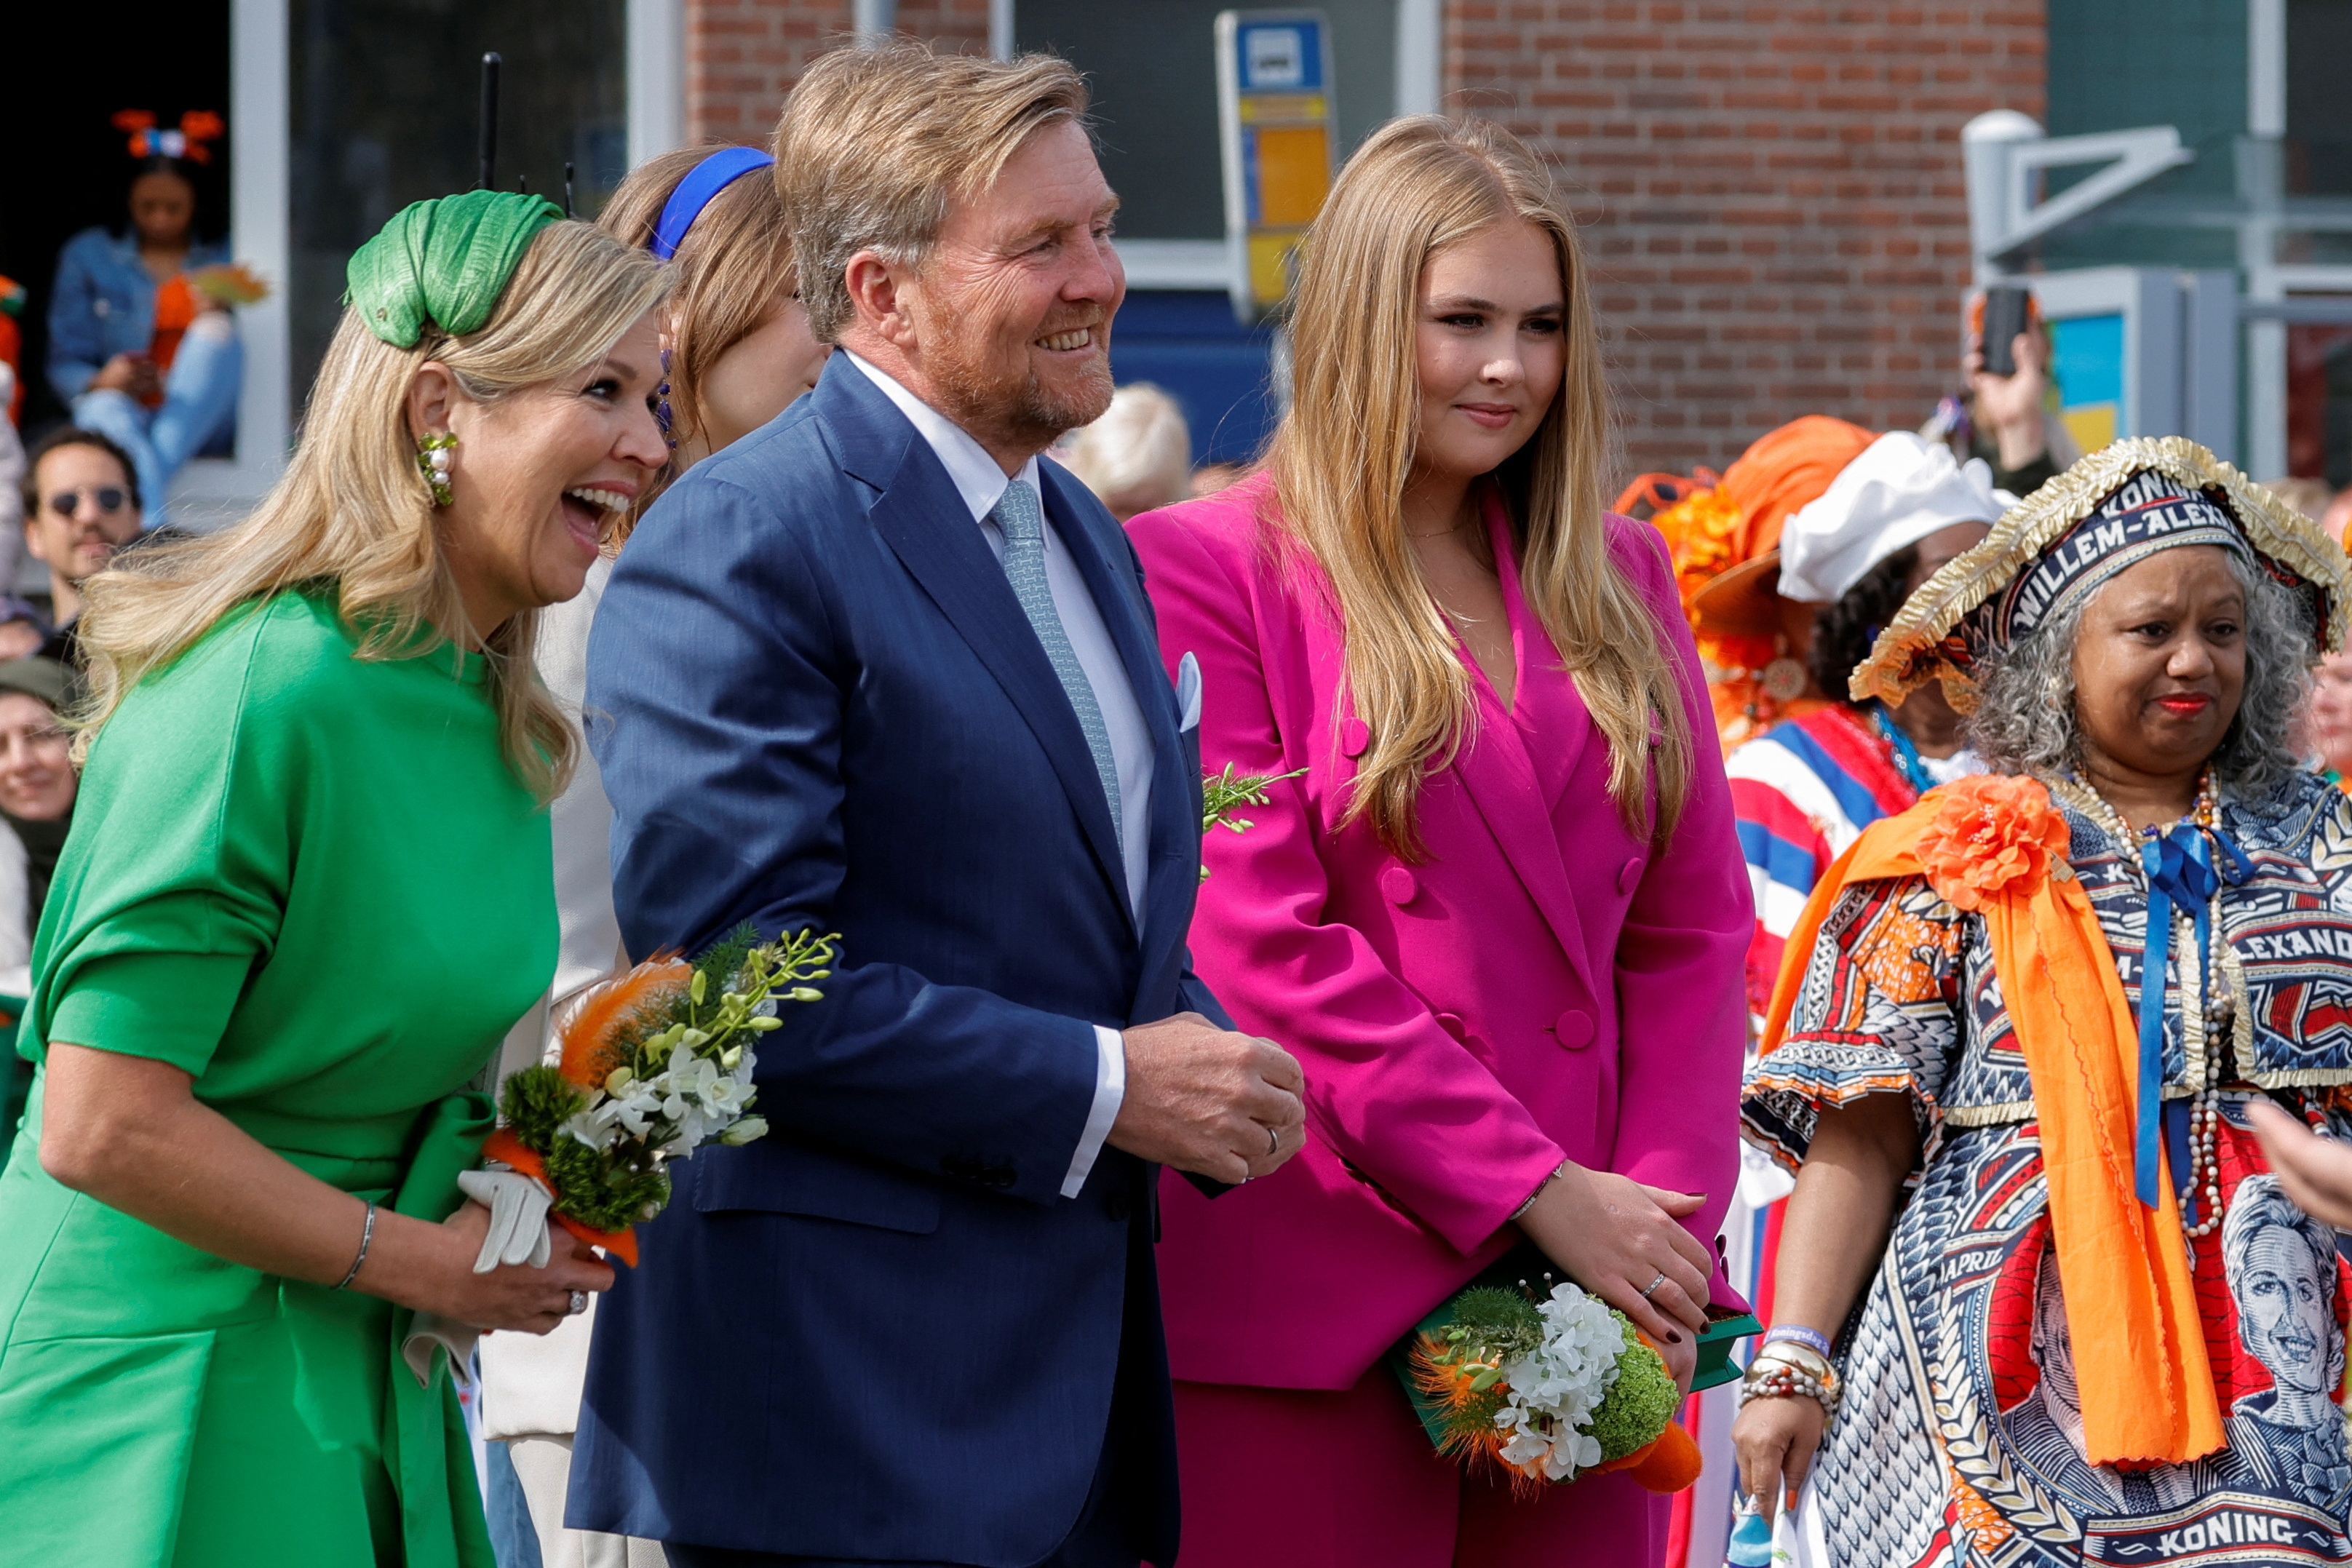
29,603,301,1077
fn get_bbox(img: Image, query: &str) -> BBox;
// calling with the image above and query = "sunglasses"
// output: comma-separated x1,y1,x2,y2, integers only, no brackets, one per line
47,487,130,517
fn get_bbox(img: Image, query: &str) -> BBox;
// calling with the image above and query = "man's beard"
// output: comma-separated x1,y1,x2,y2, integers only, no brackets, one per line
922,317,1114,453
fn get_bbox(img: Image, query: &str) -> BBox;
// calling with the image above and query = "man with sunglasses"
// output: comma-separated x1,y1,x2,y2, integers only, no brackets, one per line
9,428,144,666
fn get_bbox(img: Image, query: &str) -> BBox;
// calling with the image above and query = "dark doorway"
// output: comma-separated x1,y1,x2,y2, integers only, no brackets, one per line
0,4,232,439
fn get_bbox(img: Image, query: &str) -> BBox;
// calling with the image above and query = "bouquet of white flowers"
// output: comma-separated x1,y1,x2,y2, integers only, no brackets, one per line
477,925,834,1265
1400,1262,1701,1496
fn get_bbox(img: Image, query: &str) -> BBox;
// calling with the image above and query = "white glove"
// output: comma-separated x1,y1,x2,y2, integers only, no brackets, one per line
458,1166,555,1274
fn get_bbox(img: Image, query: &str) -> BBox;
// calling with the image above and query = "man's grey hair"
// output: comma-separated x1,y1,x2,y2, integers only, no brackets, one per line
771,41,1090,343
1967,547,2313,797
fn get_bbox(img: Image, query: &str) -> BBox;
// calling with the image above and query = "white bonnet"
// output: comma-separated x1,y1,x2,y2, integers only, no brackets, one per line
1776,431,2008,605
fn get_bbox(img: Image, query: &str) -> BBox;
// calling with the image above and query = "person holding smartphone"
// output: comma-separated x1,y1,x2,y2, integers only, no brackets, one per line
1920,286,2079,498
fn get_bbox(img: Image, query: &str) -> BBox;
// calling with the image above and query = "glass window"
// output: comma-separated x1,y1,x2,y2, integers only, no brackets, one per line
288,0,628,394
1017,0,1396,239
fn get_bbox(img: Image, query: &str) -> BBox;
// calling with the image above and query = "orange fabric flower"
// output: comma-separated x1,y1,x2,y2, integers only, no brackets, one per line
1914,774,2073,912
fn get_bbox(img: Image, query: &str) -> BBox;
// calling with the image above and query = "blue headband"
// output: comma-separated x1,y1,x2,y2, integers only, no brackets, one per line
649,146,774,261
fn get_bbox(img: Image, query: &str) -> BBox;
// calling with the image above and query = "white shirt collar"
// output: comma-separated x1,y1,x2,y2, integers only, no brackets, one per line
843,349,1039,525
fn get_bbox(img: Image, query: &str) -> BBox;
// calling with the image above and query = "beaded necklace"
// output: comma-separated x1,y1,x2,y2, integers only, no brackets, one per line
2050,771,2238,1242
1864,701,1940,796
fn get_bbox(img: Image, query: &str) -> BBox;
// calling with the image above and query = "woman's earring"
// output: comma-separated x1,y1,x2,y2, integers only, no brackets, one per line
416,432,457,507
655,347,678,450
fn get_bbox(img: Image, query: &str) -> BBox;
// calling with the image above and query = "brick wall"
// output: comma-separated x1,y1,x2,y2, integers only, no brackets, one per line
685,0,989,147
1445,2,2048,475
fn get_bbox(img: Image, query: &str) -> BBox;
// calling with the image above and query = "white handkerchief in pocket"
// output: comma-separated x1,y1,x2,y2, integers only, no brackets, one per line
1175,651,1203,733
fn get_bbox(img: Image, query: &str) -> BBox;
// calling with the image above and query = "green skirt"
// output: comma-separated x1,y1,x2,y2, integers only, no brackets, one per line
0,1079,494,1568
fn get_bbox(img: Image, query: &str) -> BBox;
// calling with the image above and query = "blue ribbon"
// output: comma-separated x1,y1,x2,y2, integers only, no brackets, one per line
2132,823,2252,1207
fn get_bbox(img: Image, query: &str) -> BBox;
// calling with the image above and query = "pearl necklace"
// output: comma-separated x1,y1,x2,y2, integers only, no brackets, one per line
2051,772,2233,1242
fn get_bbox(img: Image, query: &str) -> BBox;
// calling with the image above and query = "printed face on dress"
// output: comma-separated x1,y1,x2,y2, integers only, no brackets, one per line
2238,1226,2337,1398
690,290,830,454
859,119,1124,463
28,443,140,587
2068,546,2246,789
0,692,74,822
1409,218,1566,490
413,310,668,636
129,170,196,250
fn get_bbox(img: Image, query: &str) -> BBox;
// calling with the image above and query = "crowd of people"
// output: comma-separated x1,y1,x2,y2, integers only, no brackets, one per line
12,37,2352,1568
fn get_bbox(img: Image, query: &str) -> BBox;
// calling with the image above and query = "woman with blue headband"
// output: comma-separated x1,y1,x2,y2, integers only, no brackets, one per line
1731,439,2352,1563
0,190,669,1567
472,143,825,1568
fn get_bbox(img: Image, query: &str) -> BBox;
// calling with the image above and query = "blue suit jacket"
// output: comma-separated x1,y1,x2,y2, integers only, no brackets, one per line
568,355,1218,1564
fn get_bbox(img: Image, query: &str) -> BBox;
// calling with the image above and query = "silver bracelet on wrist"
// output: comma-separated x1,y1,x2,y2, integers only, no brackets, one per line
333,1201,377,1291
1511,1160,1570,1222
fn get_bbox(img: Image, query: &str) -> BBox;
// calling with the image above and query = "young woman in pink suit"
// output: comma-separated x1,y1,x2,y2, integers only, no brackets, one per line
1127,117,1752,1567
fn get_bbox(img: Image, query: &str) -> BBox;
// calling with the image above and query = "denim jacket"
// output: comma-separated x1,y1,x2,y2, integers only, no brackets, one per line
46,226,229,402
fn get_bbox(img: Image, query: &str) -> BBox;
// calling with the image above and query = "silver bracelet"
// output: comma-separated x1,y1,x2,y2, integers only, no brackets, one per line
1511,1161,1570,1222
333,1201,377,1291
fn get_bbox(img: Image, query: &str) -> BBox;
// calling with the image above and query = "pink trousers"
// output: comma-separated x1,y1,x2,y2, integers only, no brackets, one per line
1171,1370,1666,1568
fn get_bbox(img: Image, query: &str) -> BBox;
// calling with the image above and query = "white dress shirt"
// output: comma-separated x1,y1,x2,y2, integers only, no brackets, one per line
846,351,1146,1199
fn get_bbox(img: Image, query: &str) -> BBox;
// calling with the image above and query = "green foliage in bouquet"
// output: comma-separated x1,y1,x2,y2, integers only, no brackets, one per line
490,924,837,1243
1404,1266,1681,1488
1199,763,1308,880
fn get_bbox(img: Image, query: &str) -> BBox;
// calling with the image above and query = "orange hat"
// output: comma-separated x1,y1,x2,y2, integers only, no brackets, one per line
1689,416,1878,636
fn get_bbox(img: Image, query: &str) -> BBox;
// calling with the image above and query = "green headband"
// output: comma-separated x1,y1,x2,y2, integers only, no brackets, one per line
346,189,564,349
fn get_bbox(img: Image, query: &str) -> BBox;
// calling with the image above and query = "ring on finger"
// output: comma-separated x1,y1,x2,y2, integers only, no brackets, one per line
1266,1124,1280,1158
1639,1270,1667,1300
568,1289,589,1316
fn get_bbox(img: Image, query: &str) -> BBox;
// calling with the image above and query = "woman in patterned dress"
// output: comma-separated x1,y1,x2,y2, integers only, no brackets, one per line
1731,438,2352,1566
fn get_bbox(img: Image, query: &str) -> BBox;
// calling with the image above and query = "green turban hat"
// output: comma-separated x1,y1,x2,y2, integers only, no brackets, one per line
346,189,564,349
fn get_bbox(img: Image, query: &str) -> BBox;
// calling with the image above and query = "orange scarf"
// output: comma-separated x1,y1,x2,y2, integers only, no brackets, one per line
1761,774,2223,1467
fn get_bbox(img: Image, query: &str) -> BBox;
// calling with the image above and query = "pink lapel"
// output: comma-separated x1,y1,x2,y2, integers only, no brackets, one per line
1437,498,1600,998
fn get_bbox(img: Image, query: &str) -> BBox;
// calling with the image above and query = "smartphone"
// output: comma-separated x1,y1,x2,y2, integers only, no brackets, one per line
1979,284,2033,377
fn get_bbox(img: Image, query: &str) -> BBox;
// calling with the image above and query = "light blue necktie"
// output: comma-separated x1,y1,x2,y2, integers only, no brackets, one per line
991,479,1122,853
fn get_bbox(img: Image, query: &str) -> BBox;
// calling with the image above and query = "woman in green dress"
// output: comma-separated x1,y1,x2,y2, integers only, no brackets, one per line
0,191,670,1567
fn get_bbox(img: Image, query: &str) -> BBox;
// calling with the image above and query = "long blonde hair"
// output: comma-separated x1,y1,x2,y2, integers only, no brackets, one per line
74,220,667,803
1271,116,1691,854
599,143,794,538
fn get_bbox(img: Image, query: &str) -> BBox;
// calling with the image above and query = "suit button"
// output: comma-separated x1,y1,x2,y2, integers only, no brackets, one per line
1618,856,1645,895
1340,717,1371,757
1381,866,1418,905
1435,1011,1467,1040
1553,1008,1594,1049
1108,1192,1133,1222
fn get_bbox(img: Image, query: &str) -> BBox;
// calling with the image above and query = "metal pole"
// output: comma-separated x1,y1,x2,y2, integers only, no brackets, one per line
852,0,896,44
477,52,503,191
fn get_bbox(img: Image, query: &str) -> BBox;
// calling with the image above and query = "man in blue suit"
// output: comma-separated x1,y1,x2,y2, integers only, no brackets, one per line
568,41,1307,1568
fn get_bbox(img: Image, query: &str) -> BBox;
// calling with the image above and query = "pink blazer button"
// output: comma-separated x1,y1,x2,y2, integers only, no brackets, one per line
1434,1011,1467,1039
1380,866,1418,905
1554,1008,1594,1049
1340,717,1371,757
1618,856,1645,895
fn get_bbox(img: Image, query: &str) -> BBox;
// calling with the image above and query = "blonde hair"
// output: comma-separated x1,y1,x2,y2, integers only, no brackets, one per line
774,40,1088,342
600,143,794,538
1271,116,1692,854
74,219,668,803
1060,383,1193,517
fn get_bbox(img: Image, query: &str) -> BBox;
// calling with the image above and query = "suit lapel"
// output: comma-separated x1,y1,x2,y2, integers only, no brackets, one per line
824,365,1131,922
1442,500,1600,999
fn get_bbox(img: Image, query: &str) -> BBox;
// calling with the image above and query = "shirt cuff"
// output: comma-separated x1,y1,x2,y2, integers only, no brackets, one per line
1060,1024,1127,1198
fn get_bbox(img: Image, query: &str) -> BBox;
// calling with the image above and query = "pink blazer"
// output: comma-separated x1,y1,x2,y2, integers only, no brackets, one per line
1129,474,1751,1390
